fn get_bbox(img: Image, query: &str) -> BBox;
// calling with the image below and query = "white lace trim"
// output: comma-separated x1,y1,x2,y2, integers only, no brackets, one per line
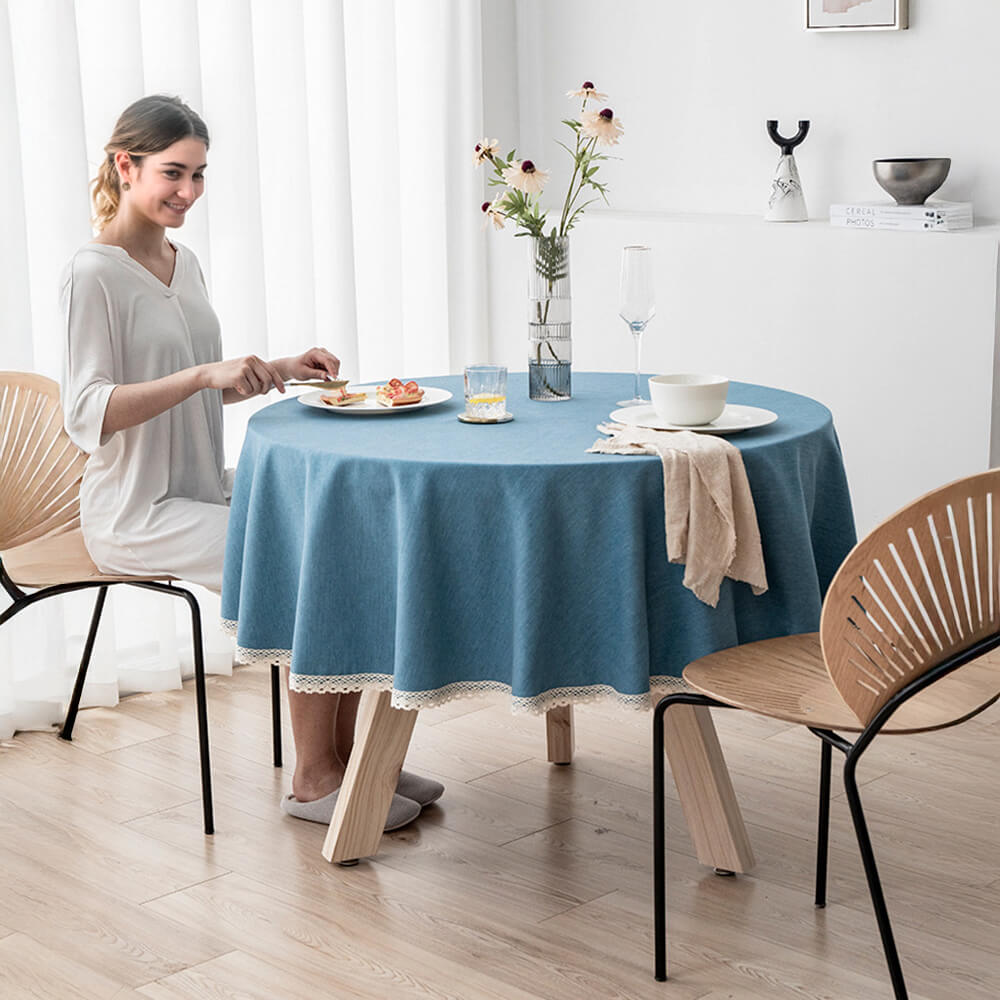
222,619,691,714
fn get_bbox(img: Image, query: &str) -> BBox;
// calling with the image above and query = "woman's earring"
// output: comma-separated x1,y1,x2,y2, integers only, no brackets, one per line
122,181,131,191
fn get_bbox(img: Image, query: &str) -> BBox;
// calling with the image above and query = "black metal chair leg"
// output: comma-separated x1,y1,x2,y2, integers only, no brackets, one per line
843,754,908,999
59,586,108,740
177,588,215,835
652,690,735,982
653,695,670,982
814,738,832,907
270,662,283,768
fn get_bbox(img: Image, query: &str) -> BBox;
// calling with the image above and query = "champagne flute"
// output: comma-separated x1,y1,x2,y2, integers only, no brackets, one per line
617,245,655,407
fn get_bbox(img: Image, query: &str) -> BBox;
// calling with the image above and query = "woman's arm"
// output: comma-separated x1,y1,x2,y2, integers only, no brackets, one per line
268,347,341,383
103,355,286,435
220,347,341,404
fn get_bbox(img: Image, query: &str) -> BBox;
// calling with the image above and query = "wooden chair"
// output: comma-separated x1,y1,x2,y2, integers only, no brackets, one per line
0,372,216,833
653,468,1000,998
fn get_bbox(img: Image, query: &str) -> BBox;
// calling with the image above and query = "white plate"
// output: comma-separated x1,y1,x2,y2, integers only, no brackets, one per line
297,385,453,414
609,403,778,435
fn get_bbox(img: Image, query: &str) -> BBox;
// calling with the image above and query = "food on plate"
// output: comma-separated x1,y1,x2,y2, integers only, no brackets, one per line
321,386,368,407
376,378,425,407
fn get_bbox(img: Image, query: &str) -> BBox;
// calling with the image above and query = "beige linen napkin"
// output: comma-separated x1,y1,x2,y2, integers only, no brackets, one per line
589,422,768,607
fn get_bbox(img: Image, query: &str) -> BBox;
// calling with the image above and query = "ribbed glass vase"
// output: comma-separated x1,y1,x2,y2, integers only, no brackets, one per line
527,235,571,401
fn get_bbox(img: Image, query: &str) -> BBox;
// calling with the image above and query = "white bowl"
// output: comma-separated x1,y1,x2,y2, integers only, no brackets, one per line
648,374,729,426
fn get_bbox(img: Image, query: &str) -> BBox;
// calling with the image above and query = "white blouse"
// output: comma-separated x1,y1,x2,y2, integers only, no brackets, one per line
60,241,232,591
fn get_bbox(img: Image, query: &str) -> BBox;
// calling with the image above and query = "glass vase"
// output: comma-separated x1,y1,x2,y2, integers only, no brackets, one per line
527,234,571,401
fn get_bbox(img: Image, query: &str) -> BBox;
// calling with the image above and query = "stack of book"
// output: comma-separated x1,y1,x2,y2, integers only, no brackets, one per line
829,201,973,232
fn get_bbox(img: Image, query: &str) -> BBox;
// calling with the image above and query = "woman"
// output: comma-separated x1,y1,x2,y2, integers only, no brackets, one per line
60,95,440,830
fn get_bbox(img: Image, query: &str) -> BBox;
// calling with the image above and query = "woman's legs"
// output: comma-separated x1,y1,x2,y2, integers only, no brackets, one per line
284,675,440,821
334,691,361,765
285,668,361,802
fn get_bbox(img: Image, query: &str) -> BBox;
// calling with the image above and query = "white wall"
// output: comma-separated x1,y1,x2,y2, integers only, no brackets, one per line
481,2,1000,535
486,2,1000,221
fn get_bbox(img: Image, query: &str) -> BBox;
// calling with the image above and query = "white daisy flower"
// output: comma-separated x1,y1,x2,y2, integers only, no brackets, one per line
567,80,608,101
473,138,500,166
502,159,550,195
580,108,624,147
481,197,506,230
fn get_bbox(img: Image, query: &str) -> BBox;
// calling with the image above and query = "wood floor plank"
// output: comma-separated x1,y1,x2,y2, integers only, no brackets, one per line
136,949,437,1000
504,817,652,897
106,732,289,823
129,795,594,943
111,679,278,766
0,787,225,904
145,873,559,1000
0,851,231,988
135,797,594,923
403,720,535,783
418,695,496,726
0,730,197,823
765,713,1000,798
146,868,709,1000
59,705,172,755
470,757,692,847
613,840,999,1000
414,768,566,846
539,882,896,1000
0,933,146,1000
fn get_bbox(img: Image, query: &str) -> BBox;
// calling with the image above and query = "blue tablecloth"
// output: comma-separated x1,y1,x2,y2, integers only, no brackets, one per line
221,373,855,712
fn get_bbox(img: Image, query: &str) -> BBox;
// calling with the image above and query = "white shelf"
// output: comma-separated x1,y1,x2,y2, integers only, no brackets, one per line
590,207,1000,237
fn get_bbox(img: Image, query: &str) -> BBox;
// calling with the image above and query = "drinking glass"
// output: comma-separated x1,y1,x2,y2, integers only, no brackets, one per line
617,245,656,407
464,364,507,420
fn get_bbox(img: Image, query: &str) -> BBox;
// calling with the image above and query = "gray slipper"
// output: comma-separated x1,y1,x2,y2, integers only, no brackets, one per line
281,789,421,831
396,770,444,807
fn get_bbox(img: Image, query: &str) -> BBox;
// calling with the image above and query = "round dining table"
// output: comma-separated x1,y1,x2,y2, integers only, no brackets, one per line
221,372,855,865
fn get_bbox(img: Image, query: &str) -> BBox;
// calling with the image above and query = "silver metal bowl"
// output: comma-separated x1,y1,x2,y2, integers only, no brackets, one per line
873,158,951,205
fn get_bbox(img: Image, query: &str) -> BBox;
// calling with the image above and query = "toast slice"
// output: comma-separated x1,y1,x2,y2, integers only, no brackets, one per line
376,378,425,407
321,387,368,407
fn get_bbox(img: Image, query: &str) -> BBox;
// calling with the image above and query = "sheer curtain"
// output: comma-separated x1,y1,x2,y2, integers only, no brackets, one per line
0,0,489,738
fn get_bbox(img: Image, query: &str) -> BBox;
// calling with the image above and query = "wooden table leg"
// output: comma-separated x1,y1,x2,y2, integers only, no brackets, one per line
662,703,755,874
322,690,418,865
545,705,574,764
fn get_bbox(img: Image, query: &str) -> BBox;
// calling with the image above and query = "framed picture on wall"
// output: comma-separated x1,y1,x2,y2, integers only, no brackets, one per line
806,0,908,31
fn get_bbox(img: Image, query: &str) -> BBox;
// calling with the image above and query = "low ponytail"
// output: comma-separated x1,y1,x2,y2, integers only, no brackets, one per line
91,153,123,232
88,94,210,232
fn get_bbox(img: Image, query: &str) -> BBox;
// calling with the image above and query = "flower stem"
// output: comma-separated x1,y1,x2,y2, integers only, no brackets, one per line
559,136,597,236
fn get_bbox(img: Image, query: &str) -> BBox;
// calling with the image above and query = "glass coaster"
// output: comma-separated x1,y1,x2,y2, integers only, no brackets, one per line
457,412,514,424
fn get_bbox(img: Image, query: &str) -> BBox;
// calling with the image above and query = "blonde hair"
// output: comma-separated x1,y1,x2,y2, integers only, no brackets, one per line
91,94,210,231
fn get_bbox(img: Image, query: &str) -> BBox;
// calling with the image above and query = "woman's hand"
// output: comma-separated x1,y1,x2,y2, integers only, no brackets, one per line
202,355,286,397
275,347,341,382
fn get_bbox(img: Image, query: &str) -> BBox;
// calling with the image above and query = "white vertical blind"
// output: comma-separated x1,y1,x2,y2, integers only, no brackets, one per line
8,0,91,374
0,0,32,374
252,0,317,364
0,0,490,739
443,0,488,375
303,0,359,380
342,0,405,378
197,0,267,363
395,0,452,377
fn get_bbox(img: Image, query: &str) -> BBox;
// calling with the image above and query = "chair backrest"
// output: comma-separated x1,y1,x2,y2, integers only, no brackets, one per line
820,468,1000,728
0,372,88,551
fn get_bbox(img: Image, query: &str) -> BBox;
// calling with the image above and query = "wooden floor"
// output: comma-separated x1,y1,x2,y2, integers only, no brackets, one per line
0,666,998,1000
